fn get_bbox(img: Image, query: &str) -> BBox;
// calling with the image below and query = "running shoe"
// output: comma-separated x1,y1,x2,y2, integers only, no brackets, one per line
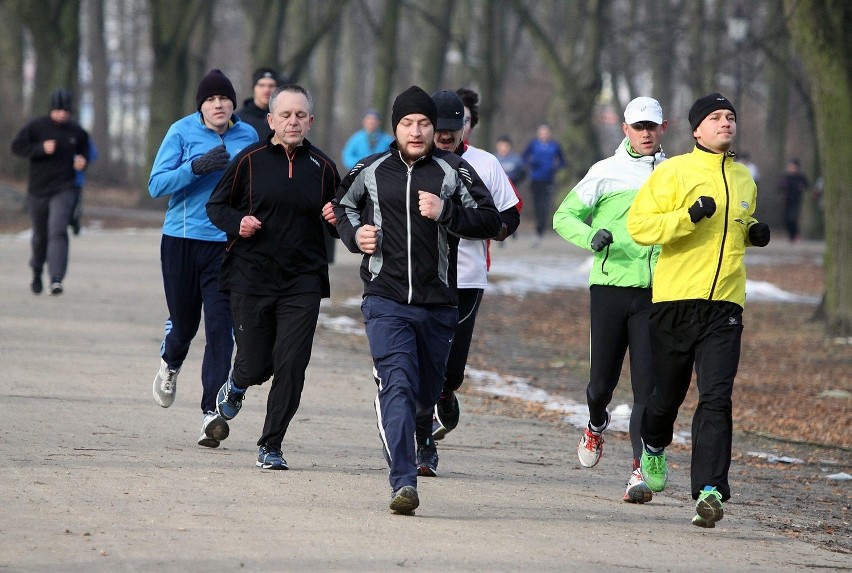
198,411,229,448
416,439,439,477
153,358,180,408
216,377,246,420
623,468,653,503
389,485,419,515
640,448,668,492
256,445,288,470
693,486,724,528
577,412,609,468
432,391,460,440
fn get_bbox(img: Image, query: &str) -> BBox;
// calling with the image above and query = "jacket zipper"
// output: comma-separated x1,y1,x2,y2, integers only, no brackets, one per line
708,154,731,300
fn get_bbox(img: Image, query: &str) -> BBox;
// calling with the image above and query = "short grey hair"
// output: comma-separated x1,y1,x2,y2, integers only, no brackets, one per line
269,84,313,114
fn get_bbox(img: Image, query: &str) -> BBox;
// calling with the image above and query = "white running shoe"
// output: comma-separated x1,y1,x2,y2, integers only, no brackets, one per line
153,358,180,408
198,412,229,448
623,468,653,503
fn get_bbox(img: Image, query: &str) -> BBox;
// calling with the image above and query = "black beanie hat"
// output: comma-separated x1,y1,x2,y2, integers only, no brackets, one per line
50,89,73,111
391,86,437,132
252,67,278,86
688,93,736,132
195,69,237,111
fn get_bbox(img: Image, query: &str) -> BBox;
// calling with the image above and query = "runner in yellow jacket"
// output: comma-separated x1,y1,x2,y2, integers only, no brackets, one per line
626,93,771,529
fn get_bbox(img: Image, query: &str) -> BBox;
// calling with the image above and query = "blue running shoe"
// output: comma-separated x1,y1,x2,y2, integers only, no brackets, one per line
256,445,288,470
216,378,246,420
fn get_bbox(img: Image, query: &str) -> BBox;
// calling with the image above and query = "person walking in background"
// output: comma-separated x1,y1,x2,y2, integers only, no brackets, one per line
553,96,667,504
148,69,258,448
523,123,566,245
207,85,340,471
236,67,279,139
778,158,809,242
11,88,90,296
70,138,98,236
627,93,771,528
340,109,395,171
414,88,520,478
494,135,527,189
333,86,500,515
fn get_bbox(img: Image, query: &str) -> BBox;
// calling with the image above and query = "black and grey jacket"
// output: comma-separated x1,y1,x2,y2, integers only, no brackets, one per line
334,144,501,307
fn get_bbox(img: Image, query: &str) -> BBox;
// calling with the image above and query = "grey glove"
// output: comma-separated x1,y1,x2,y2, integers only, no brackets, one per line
590,229,613,252
688,196,716,223
191,145,230,175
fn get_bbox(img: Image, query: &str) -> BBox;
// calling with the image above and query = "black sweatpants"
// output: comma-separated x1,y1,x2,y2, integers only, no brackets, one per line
28,189,76,282
530,180,554,238
587,285,654,462
414,288,483,445
159,235,233,414
641,300,743,502
230,291,321,449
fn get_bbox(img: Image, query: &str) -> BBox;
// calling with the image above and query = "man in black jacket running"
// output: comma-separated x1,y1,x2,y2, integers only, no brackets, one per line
334,85,501,515
207,84,340,471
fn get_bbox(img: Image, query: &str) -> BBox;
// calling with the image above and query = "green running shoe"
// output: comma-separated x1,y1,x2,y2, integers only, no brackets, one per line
694,486,724,527
640,449,668,492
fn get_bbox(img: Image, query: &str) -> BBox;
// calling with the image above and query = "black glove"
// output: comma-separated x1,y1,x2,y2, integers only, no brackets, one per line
191,145,230,175
590,229,613,252
748,222,771,247
688,196,716,223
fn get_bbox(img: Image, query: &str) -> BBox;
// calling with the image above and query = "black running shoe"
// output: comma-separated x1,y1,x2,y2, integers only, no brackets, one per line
416,438,439,477
432,391,460,440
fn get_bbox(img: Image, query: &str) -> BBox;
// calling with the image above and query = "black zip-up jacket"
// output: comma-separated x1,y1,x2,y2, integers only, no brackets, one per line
236,99,273,139
206,138,340,297
11,115,90,197
334,144,501,306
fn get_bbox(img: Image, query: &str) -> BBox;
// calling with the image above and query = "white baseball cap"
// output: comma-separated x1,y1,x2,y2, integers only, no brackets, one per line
624,96,663,124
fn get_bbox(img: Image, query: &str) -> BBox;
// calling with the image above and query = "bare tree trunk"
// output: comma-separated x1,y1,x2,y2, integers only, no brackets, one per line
0,4,25,179
474,0,523,150
16,0,81,108
146,0,213,187
372,0,399,123
417,0,454,91
510,0,610,178
86,0,111,181
243,0,288,73
786,0,852,335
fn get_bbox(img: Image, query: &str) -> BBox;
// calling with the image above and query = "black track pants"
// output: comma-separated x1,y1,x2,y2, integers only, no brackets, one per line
587,285,654,462
641,300,743,501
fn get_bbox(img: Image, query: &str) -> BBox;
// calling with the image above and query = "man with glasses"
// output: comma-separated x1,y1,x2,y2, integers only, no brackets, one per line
553,96,667,504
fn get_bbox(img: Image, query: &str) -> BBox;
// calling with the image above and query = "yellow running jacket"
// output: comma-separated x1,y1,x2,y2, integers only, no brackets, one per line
626,147,760,307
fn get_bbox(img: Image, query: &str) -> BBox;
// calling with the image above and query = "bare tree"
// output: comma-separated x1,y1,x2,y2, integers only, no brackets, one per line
243,0,289,71
371,0,399,123
84,0,111,181
510,0,611,178
146,0,215,183
14,0,81,106
0,2,25,179
786,0,852,335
